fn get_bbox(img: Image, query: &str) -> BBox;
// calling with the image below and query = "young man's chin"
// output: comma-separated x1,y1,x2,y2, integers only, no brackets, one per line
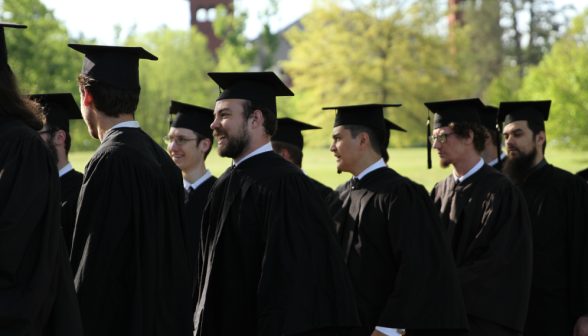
440,159,451,169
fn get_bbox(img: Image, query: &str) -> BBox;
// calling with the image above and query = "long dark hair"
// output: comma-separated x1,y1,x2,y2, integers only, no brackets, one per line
0,65,43,130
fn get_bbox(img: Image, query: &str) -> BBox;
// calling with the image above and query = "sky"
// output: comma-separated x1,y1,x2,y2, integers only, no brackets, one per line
40,0,588,44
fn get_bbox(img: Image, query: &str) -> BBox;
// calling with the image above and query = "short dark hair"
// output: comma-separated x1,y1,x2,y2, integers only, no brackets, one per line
487,129,502,149
272,140,303,167
0,66,44,130
242,100,277,137
343,124,383,156
449,122,488,154
527,121,547,154
194,131,213,160
45,122,72,156
77,75,141,118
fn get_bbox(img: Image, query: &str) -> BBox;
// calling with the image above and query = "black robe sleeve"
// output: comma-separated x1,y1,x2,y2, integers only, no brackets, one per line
309,177,333,201
59,170,83,254
0,120,83,335
566,175,588,319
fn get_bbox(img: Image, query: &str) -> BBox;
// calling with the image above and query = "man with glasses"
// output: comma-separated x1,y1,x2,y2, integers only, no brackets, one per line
427,99,532,336
33,93,83,253
165,100,216,275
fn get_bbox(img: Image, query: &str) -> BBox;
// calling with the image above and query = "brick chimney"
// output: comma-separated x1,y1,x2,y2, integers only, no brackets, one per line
188,0,233,52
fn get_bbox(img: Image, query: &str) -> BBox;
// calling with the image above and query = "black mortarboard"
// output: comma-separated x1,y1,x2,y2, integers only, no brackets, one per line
498,101,551,130
382,118,407,164
322,104,402,134
30,93,82,134
478,105,498,131
0,23,26,69
272,117,321,150
68,44,158,90
169,100,214,140
208,72,294,114
424,98,485,169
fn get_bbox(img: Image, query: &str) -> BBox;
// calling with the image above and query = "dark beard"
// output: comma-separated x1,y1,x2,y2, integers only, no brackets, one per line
503,146,537,185
44,136,59,165
217,121,251,159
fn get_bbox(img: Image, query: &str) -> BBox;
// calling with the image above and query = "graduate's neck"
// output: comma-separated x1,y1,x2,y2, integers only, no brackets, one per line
233,134,270,163
349,151,382,177
183,162,208,184
452,150,482,178
481,144,498,164
530,147,544,168
56,145,69,171
96,113,135,142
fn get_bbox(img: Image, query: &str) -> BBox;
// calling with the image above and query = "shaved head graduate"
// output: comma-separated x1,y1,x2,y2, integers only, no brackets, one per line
427,99,533,336
324,104,468,336
68,44,193,336
193,72,359,336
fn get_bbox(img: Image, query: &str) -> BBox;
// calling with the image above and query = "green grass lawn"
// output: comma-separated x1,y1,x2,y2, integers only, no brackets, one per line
69,147,588,192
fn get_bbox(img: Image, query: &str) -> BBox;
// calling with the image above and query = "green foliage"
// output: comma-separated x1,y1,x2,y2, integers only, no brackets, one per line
258,0,281,70
483,65,522,105
517,8,588,150
212,4,257,72
282,0,475,148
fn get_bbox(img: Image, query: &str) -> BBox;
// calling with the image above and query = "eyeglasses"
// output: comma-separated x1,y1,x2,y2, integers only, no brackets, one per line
428,132,456,144
38,130,53,135
163,136,198,146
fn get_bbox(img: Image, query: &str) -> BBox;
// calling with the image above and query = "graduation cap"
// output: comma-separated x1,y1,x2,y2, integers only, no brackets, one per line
382,118,407,164
322,103,402,134
208,72,294,114
0,23,27,69
424,98,485,169
498,101,551,130
272,117,321,150
169,100,214,140
68,44,158,90
29,93,82,134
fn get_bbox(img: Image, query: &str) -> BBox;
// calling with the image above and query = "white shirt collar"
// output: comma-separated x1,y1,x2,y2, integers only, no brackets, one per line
355,158,386,180
58,162,74,178
488,151,506,167
183,169,212,192
453,157,484,182
233,142,273,166
301,169,307,176
110,120,140,130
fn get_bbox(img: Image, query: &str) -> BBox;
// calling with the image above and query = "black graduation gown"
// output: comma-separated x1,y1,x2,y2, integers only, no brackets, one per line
577,167,588,181
518,163,588,335
59,169,83,253
194,152,359,336
430,164,533,334
489,159,504,172
326,167,469,336
185,175,217,276
0,119,83,335
71,127,193,336
309,177,333,200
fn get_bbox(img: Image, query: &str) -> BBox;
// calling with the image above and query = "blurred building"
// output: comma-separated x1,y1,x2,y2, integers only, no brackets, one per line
188,0,232,52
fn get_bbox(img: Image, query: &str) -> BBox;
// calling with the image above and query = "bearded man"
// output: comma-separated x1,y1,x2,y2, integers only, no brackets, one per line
193,72,359,336
500,101,588,336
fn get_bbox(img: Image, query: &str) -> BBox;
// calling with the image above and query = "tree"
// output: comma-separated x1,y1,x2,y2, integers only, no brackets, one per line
516,9,588,150
282,0,475,148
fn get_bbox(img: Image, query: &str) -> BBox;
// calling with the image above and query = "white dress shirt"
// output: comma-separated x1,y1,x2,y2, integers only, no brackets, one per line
233,142,273,167
488,151,506,167
355,158,387,180
58,162,74,178
453,157,484,183
183,169,212,193
110,120,140,130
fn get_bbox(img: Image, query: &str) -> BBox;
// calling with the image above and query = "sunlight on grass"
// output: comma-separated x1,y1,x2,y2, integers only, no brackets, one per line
69,146,588,192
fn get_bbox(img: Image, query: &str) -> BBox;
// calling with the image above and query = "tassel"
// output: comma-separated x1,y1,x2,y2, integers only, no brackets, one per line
427,112,432,169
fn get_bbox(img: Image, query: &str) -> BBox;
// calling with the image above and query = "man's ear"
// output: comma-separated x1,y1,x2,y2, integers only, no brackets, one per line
535,130,546,148
358,132,370,151
465,129,474,144
54,129,66,146
83,88,93,107
280,149,291,161
200,138,211,153
250,109,263,129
